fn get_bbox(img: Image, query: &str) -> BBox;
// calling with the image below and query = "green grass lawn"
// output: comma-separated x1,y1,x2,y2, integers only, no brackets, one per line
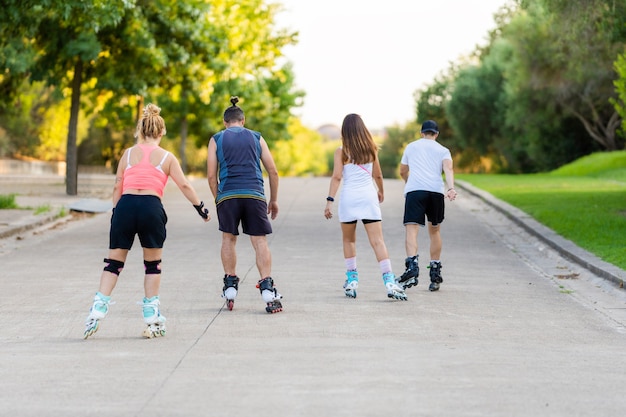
457,151,626,271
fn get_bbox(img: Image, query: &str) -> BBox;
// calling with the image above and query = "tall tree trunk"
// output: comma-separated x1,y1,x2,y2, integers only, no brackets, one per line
180,115,188,173
135,95,144,141
66,59,83,196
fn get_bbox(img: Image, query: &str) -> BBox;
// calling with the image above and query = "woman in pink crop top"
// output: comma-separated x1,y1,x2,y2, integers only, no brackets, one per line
83,103,211,340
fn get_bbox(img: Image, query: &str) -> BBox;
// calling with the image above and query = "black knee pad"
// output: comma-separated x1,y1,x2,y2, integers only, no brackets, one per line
223,275,239,291
144,259,162,275
103,258,124,276
257,277,274,293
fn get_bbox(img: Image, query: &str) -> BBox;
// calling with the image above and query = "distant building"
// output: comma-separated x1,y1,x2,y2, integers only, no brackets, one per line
315,123,386,140
316,124,341,140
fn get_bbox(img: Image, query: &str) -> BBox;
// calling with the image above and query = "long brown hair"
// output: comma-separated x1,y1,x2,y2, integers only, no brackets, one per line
340,113,377,165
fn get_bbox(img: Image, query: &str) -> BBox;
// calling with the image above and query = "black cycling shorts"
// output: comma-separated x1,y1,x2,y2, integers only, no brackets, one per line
109,194,167,249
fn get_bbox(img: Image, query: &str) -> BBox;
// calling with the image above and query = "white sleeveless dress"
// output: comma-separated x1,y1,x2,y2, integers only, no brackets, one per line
338,162,381,222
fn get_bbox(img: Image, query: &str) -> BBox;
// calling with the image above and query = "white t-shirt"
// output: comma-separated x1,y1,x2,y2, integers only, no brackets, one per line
400,138,452,195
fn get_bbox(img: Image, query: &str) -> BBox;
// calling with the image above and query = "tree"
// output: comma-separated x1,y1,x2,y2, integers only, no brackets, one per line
515,0,624,151
414,66,457,151
27,0,133,194
273,118,327,177
379,122,420,178
1,0,303,183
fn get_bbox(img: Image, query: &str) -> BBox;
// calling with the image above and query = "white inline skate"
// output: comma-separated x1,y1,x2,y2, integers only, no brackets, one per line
142,296,166,338
383,272,408,301
343,269,359,298
84,292,112,339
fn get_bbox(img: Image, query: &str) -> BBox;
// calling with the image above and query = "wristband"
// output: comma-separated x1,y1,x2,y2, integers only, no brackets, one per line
193,201,209,219
447,188,455,192
326,196,334,202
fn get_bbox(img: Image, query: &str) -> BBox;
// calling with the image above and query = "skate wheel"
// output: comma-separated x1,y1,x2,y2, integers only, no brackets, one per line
265,301,283,313
227,300,234,311
84,321,99,339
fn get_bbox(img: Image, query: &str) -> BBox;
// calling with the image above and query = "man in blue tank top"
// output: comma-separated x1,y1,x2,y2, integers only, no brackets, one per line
207,96,283,313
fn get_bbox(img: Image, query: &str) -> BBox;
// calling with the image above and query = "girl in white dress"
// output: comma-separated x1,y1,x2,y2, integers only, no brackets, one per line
324,114,407,300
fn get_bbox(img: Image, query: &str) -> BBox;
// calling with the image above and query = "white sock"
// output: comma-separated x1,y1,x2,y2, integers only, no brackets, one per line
345,257,357,271
379,259,392,274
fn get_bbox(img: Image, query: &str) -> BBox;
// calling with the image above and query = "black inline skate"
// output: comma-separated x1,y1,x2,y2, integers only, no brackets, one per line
398,255,419,290
428,261,443,292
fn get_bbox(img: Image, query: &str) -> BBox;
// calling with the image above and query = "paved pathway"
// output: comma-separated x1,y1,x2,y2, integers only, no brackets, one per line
0,176,625,417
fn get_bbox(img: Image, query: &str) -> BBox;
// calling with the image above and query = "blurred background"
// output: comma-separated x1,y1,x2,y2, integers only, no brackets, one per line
1,0,625,194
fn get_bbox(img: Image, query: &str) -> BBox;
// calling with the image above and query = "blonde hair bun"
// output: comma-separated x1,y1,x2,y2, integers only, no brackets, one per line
143,103,161,118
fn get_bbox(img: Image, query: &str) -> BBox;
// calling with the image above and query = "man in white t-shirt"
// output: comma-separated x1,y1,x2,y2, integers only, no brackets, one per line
398,120,457,291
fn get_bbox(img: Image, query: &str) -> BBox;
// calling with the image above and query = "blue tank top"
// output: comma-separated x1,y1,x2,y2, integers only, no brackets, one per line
213,126,265,204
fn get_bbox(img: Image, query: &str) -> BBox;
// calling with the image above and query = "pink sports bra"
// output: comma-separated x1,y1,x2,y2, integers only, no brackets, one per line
122,144,170,197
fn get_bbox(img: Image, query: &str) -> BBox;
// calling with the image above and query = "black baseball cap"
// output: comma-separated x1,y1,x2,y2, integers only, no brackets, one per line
421,120,439,133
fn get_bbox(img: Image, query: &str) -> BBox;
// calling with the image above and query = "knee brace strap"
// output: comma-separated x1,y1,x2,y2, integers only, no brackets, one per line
257,277,274,293
103,258,124,276
144,259,162,275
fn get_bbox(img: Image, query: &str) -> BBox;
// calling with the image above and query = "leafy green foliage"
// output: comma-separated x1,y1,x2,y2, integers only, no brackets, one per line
379,122,420,178
273,119,329,177
0,0,302,183
413,0,625,174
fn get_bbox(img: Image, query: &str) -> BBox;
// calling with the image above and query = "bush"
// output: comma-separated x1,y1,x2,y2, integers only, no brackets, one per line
0,194,18,209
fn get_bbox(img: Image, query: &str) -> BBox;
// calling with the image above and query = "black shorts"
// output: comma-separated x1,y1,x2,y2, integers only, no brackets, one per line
342,219,381,225
403,190,445,226
109,194,167,250
216,198,272,236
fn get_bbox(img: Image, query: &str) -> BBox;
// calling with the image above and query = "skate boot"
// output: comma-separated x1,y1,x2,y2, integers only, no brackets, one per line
256,277,283,313
343,269,359,298
221,274,240,311
383,272,408,301
84,292,112,339
142,296,166,338
428,261,443,292
398,255,419,290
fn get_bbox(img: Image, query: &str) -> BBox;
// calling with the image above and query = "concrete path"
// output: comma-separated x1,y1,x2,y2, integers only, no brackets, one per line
0,176,625,417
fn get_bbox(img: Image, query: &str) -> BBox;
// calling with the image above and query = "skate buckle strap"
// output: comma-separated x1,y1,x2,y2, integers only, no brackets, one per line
346,270,359,283
256,277,275,292
223,274,240,290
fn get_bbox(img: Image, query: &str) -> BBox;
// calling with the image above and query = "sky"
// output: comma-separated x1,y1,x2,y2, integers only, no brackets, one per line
274,0,508,130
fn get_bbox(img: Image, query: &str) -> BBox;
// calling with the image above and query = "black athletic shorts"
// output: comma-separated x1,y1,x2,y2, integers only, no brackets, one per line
109,194,167,249
216,198,272,236
403,190,445,226
342,219,381,225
